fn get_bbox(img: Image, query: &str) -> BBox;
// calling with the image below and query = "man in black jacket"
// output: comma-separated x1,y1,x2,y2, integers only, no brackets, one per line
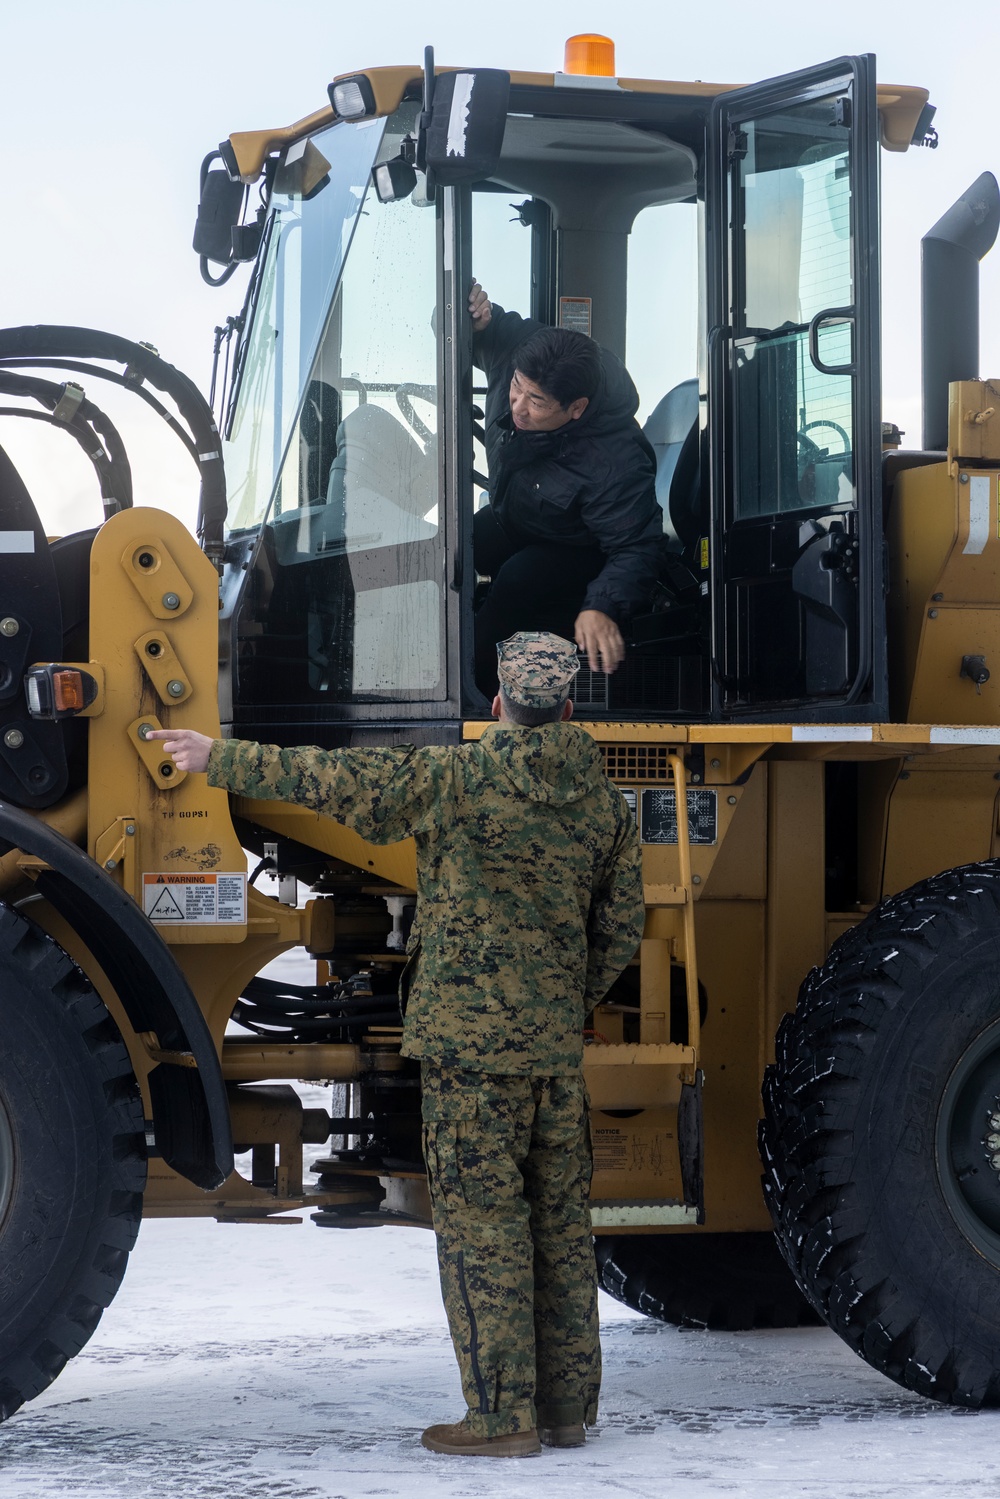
470,280,662,694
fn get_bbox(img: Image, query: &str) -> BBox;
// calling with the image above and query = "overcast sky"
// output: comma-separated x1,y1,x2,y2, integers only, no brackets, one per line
3,0,998,533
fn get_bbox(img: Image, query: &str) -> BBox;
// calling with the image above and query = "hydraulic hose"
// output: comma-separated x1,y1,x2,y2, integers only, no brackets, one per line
0,370,132,514
0,327,227,563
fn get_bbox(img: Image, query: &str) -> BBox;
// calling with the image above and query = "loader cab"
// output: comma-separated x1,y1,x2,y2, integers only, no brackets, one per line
219,55,926,742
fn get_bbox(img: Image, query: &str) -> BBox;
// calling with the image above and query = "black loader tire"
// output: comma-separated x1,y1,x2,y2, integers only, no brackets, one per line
595,1231,818,1330
760,861,1000,1407
0,903,146,1422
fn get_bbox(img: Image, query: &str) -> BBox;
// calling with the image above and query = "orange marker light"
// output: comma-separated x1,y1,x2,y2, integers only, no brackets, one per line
563,33,616,77
52,670,86,713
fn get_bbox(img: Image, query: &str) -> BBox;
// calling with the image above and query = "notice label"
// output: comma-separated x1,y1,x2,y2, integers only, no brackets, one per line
558,296,592,336
143,872,246,924
592,1129,629,1173
640,787,718,845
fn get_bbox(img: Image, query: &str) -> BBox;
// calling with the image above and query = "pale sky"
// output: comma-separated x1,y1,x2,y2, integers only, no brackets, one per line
2,0,998,534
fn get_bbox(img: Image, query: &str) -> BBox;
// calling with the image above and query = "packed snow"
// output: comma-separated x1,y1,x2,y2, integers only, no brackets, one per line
4,945,1000,1494
2,1213,1000,1498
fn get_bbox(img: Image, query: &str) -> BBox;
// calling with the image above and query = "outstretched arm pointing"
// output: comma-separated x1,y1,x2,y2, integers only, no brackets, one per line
146,728,214,774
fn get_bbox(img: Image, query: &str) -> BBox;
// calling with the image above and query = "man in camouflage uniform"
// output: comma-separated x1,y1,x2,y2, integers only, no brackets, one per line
150,632,645,1459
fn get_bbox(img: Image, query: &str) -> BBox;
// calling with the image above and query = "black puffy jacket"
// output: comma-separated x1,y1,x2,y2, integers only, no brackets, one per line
474,307,662,623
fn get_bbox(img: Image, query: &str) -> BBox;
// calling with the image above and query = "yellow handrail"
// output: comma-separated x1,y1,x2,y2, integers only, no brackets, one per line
668,753,701,1061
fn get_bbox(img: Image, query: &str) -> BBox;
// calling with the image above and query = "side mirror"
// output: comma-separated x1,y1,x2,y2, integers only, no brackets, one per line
192,157,245,266
192,151,266,286
423,69,510,186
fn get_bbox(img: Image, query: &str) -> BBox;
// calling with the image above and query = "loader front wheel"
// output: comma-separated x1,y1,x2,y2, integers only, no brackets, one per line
760,861,1000,1406
0,904,146,1422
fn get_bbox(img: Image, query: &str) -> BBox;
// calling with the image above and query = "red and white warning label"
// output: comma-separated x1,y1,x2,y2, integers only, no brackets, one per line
143,872,246,924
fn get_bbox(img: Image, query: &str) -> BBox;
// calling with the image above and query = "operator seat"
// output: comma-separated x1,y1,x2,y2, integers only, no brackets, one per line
325,403,437,546
617,378,706,667
642,377,701,551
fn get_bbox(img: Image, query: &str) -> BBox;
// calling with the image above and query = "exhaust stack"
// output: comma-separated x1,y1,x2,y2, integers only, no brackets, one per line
921,171,1000,450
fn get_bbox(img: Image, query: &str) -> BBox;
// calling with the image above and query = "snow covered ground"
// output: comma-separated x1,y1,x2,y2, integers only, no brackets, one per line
2,1213,999,1499
3,951,999,1496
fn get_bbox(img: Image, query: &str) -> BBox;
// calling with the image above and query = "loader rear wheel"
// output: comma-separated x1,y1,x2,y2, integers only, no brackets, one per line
0,904,146,1422
760,861,1000,1406
595,1231,818,1330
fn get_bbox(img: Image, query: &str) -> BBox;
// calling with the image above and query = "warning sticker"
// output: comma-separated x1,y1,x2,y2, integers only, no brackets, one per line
591,1129,629,1173
143,872,246,924
558,296,592,336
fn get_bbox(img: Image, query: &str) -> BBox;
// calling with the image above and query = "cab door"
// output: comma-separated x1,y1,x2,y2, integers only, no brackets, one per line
707,56,884,720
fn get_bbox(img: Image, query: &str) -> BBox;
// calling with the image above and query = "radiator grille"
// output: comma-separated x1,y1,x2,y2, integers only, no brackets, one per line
601,744,675,783
571,668,609,709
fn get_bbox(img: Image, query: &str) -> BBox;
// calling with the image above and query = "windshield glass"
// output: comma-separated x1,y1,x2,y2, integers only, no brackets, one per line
224,115,387,531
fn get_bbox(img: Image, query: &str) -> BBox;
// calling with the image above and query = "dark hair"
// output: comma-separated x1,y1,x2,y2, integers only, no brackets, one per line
499,687,567,727
514,327,600,408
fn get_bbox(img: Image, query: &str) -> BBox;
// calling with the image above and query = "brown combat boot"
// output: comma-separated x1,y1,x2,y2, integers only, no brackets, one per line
421,1421,541,1457
540,1423,586,1447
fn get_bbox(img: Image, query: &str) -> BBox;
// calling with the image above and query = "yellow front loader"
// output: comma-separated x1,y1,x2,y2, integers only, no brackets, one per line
2,37,1000,1420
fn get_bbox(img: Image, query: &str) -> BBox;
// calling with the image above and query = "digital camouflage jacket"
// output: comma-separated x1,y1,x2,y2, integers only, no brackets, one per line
207,723,645,1074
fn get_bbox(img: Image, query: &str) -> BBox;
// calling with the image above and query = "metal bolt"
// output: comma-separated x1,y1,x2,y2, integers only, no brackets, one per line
932,593,944,602
146,640,163,657
929,609,939,619
960,472,970,484
104,858,117,870
138,551,156,569
900,771,910,780
137,722,154,740
728,795,738,805
692,874,702,885
711,758,721,769
167,679,185,697
0,617,19,637
162,592,180,610
160,763,174,778
691,774,702,784
3,728,24,749
125,824,135,836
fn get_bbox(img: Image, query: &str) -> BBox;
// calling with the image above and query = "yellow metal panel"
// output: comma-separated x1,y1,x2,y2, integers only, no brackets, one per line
232,797,418,890
694,900,771,1232
948,379,1000,465
583,1042,691,1109
227,105,336,184
907,605,1000,725
226,64,928,184
87,509,249,940
764,762,826,1052
889,443,1000,724
702,763,767,900
882,768,1000,895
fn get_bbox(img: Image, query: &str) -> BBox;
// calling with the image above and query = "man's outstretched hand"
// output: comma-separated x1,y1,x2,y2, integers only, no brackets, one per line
146,728,214,774
574,610,625,674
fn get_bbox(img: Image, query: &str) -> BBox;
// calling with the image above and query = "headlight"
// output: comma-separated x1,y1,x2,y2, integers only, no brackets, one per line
329,76,377,121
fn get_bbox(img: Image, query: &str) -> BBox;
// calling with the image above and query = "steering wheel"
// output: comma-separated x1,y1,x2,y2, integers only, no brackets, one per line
396,383,436,446
799,419,850,454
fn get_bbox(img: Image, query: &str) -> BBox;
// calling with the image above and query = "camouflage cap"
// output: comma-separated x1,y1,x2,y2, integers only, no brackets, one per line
496,631,580,708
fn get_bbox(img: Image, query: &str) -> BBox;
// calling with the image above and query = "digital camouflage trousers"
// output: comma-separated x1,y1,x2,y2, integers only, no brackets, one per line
420,1065,600,1437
